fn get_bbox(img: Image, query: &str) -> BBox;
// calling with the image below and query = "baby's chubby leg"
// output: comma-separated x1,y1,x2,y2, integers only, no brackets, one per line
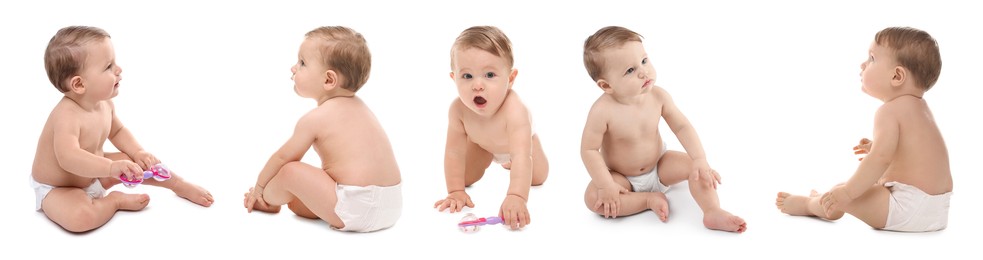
583,171,669,221
262,161,345,229
103,152,213,207
658,151,746,233
41,188,148,232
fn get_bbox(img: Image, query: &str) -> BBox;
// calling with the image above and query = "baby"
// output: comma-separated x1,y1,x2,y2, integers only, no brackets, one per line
31,26,213,233
580,26,745,232
243,26,402,232
777,27,951,232
432,26,549,230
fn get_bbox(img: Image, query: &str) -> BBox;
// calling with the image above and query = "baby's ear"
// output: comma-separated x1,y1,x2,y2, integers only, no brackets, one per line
68,76,85,95
323,70,339,91
891,66,907,88
597,79,613,94
507,68,518,88
449,71,455,80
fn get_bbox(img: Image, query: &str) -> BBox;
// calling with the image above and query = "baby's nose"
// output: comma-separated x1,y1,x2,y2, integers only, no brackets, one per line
472,82,484,91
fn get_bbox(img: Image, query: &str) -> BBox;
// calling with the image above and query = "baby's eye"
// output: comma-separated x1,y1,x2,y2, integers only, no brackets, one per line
485,72,496,78
641,58,648,65
106,64,113,70
625,67,635,75
462,73,473,79
300,60,306,66
868,55,874,62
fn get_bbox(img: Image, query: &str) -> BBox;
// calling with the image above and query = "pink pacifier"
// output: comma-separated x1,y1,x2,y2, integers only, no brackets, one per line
119,163,172,188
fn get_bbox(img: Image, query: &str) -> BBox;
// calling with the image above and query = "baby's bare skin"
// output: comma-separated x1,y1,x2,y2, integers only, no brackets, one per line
581,39,744,233
244,35,401,231
434,39,550,230
778,35,951,231
33,36,211,232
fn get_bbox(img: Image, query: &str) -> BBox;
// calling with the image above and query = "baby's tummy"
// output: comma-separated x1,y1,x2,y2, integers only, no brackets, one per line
602,146,662,176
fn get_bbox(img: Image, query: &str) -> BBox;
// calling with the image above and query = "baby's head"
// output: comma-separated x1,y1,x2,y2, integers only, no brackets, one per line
292,26,371,97
449,26,517,116
862,27,941,94
44,26,120,97
583,26,655,96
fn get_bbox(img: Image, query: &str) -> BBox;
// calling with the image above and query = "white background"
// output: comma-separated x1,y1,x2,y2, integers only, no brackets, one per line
1,0,978,259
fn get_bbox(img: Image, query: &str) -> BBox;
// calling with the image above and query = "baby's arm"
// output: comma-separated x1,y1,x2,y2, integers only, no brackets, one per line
500,105,534,228
254,113,318,190
106,102,157,169
245,112,318,212
658,87,719,187
581,105,627,217
825,106,899,206
435,103,473,212
51,111,141,179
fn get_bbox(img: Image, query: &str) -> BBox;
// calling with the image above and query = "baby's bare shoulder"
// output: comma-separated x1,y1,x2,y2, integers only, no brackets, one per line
587,95,617,117
48,99,84,125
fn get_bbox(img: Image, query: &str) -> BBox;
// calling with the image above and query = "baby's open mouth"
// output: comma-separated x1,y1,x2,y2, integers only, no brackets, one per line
474,96,487,105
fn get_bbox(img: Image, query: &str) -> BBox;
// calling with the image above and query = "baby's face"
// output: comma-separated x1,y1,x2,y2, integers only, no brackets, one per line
859,41,898,99
78,39,122,100
598,41,655,98
450,48,515,116
291,39,328,98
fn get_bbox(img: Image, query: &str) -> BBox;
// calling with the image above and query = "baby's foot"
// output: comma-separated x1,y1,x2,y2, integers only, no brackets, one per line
703,209,746,233
647,192,670,222
172,180,214,207
775,192,812,216
107,191,150,211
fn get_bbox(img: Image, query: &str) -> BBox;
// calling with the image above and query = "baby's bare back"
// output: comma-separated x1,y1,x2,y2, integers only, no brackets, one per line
311,97,400,187
32,98,112,187
597,94,666,176
882,97,952,195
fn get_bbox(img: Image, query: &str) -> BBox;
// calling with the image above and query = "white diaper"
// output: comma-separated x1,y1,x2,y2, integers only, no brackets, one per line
492,154,511,165
625,142,669,193
30,175,105,211
334,183,402,232
883,181,951,232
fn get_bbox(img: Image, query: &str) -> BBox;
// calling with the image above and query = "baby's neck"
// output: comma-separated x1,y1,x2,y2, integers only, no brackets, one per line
608,93,646,105
316,89,356,106
63,95,101,111
882,87,925,103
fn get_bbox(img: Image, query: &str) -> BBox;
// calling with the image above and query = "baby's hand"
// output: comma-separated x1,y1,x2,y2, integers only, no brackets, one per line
131,151,161,170
111,160,143,181
499,194,529,230
820,186,851,216
854,138,872,161
594,183,628,218
243,185,268,213
690,158,721,189
434,190,473,213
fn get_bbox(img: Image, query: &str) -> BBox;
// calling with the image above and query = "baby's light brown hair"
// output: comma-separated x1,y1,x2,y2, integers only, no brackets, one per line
305,26,372,92
583,26,643,82
450,26,514,69
875,27,942,91
44,26,111,93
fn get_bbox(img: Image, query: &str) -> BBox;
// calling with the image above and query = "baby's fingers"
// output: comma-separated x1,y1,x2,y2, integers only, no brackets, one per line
434,199,449,211
245,196,255,212
519,210,530,228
